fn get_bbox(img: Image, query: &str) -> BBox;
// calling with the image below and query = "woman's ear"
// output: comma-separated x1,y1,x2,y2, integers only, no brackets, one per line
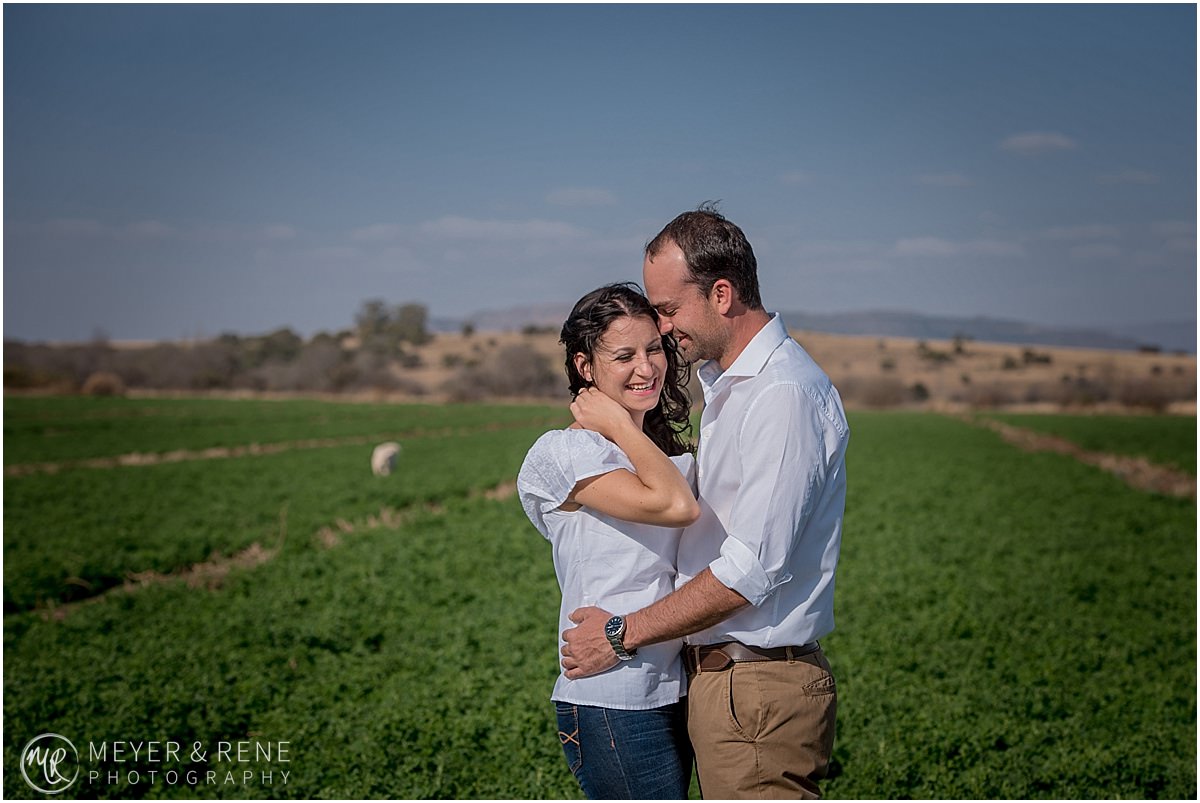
573,352,593,383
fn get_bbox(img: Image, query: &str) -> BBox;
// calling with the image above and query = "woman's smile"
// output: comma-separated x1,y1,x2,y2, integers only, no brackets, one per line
625,377,658,395
582,315,669,423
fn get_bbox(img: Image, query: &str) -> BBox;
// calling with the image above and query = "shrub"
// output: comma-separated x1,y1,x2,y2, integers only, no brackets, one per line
521,324,557,336
963,382,1015,408
837,376,908,409
1058,377,1110,406
1022,349,1052,365
441,344,563,402
918,342,953,363
81,371,126,397
1115,380,1180,413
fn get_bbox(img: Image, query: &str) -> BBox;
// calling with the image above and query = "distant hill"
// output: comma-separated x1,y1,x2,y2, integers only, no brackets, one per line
778,310,1196,353
432,304,1196,354
1107,321,1196,355
777,309,1180,350
432,302,572,335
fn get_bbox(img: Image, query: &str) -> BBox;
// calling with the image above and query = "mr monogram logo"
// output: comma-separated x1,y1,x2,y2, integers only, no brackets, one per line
21,733,80,794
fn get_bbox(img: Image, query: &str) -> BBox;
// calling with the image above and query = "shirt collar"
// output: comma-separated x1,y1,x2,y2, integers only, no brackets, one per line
698,313,789,396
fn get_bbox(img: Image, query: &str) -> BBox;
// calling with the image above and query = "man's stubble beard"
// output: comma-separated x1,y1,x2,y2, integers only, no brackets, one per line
677,327,729,366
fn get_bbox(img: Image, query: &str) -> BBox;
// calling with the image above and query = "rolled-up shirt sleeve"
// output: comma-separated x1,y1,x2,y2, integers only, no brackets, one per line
707,382,828,606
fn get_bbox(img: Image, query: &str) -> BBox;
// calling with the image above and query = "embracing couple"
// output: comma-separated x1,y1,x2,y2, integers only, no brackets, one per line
518,207,850,800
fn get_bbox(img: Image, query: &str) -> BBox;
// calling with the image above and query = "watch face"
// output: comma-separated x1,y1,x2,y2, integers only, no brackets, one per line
604,616,623,639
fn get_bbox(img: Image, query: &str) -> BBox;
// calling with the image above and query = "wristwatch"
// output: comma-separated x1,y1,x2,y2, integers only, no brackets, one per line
604,615,637,661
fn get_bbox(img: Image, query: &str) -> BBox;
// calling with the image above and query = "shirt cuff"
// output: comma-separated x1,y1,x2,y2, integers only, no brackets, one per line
708,536,791,607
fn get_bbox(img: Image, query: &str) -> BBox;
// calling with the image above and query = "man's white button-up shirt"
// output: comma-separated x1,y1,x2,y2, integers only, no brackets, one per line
678,313,849,648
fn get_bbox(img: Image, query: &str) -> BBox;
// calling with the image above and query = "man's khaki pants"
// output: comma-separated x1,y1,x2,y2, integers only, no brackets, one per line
686,648,837,799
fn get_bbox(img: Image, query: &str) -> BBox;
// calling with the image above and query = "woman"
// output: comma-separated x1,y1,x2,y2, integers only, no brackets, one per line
517,282,698,799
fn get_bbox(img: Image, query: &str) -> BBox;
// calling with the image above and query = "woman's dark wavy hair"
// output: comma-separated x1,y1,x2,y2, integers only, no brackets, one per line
560,282,694,456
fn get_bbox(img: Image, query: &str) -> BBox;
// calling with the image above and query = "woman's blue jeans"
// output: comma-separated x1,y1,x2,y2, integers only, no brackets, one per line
554,701,691,799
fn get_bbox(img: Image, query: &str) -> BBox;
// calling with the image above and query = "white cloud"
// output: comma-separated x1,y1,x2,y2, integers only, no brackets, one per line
916,173,972,187
120,220,177,240
792,246,892,276
302,246,360,262
894,237,958,257
999,132,1077,154
262,224,298,241
38,218,107,237
778,170,811,185
1040,224,1121,241
1069,243,1122,260
893,237,1023,258
350,223,405,243
1097,169,1159,185
13,218,304,245
1152,220,1196,238
546,188,617,207
419,216,587,242
968,240,1025,257
795,240,883,260
1128,222,1197,264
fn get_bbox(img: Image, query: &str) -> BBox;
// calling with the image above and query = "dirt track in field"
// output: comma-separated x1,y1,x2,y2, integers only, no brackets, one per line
7,435,384,477
965,416,1195,499
38,479,519,621
5,419,559,477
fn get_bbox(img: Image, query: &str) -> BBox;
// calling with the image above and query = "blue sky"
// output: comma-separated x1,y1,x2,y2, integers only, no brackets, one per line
4,4,1196,341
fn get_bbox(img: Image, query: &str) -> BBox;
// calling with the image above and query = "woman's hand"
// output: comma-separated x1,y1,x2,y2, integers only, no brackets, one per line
570,387,635,441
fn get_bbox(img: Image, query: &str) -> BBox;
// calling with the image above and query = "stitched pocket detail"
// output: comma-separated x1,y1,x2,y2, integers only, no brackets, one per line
554,703,583,775
802,669,837,697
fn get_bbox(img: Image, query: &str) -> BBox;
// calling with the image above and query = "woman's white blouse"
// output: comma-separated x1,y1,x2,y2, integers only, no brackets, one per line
518,428,695,710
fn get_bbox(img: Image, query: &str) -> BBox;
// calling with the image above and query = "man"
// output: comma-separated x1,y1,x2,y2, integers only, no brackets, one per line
560,207,849,799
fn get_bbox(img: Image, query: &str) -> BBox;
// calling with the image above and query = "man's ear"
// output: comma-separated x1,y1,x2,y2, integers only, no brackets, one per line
573,353,593,383
710,279,735,315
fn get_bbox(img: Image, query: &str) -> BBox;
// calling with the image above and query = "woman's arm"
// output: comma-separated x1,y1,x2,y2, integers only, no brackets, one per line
565,388,699,527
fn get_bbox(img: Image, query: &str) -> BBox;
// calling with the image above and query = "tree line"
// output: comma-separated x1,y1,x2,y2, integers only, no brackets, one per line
5,300,439,396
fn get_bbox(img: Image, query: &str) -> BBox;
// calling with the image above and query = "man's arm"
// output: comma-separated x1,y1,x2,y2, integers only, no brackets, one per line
560,569,749,679
561,383,836,678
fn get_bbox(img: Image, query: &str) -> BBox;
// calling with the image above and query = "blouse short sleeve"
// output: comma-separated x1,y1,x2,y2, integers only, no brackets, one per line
517,429,634,538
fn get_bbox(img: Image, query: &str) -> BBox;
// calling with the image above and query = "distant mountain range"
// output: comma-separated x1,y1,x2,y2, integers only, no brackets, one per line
433,305,1196,354
777,310,1196,354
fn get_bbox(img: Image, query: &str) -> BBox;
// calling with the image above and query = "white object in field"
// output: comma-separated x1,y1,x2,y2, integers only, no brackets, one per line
371,442,402,476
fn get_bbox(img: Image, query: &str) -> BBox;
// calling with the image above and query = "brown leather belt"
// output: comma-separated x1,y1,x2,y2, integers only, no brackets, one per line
685,640,820,674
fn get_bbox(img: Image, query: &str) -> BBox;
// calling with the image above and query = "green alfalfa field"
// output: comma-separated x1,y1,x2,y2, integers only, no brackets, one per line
3,396,1195,798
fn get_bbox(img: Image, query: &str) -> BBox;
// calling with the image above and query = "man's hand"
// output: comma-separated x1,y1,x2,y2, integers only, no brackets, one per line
560,606,619,679
570,388,635,443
